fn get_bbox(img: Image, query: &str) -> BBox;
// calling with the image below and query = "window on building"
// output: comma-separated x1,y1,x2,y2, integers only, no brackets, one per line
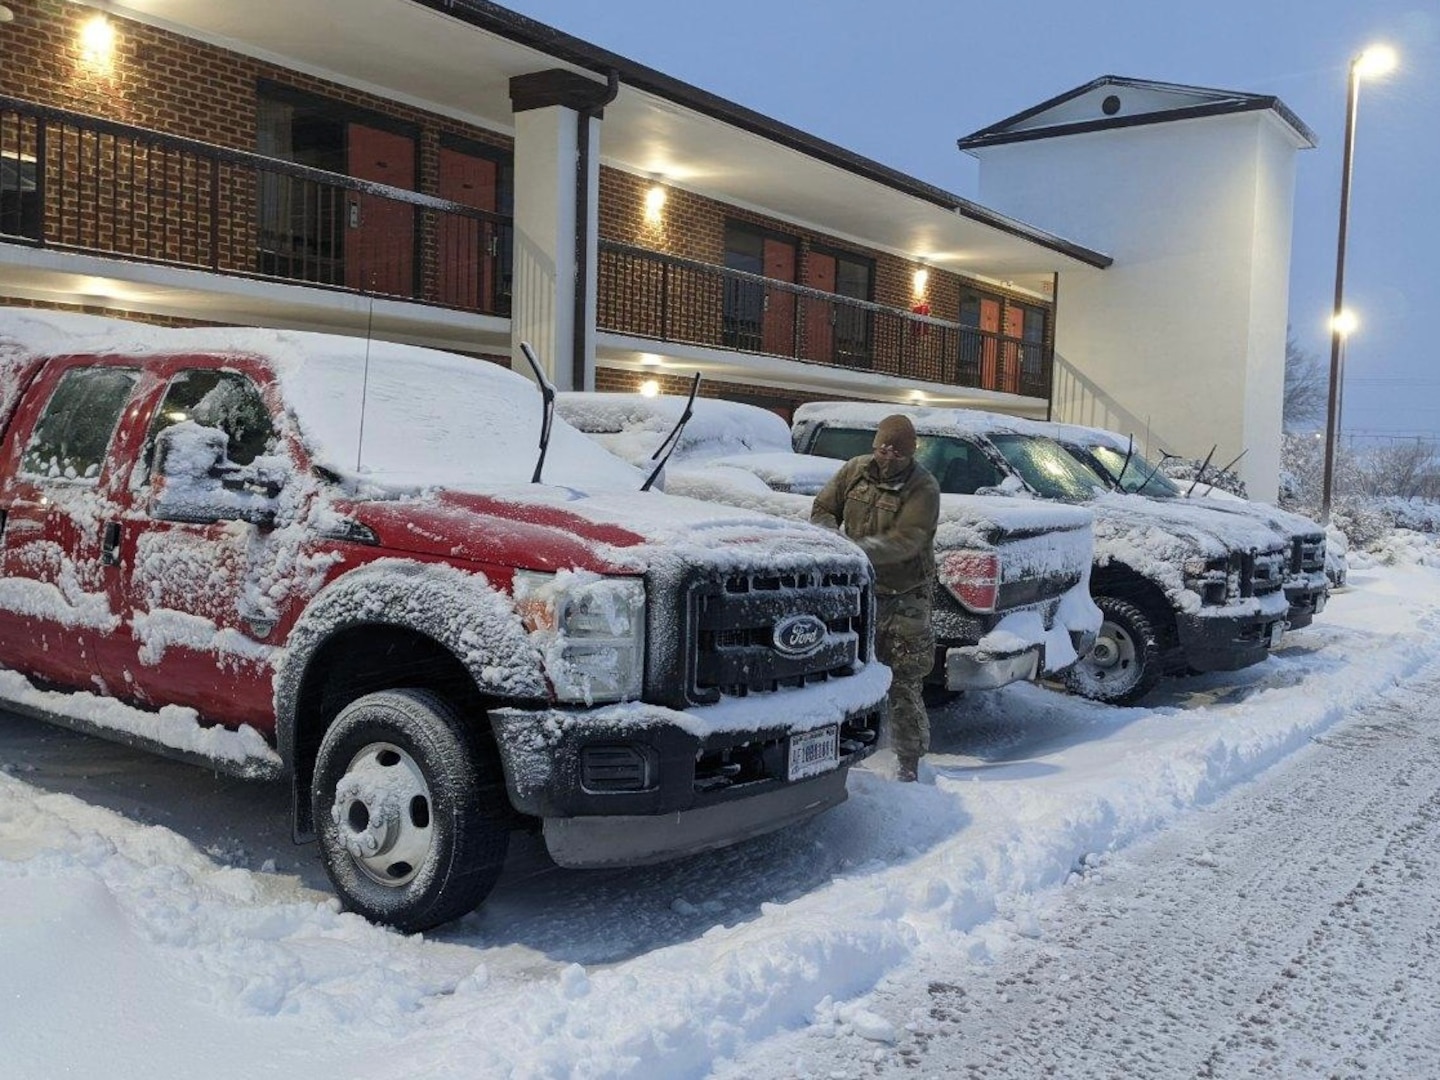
723,223,797,355
958,288,1001,384
255,85,420,295
1013,302,1049,393
0,153,40,241
829,250,873,367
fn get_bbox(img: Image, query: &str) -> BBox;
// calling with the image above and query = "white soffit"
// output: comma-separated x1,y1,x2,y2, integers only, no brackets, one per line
91,0,1100,291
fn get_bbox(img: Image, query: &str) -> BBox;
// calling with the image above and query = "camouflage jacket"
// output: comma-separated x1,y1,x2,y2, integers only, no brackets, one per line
811,454,939,595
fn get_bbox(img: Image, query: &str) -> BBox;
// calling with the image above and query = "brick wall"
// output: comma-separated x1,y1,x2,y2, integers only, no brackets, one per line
0,0,511,160
597,166,1052,393
0,0,512,306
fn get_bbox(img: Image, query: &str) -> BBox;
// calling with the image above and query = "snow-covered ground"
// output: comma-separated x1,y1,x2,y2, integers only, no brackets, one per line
4,540,1440,1078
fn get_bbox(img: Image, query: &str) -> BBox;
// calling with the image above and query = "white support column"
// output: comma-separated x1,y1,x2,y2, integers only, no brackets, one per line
509,70,611,391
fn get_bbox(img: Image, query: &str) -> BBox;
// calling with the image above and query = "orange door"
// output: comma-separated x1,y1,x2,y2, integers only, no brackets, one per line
438,148,498,312
346,124,416,297
1001,305,1025,394
761,238,796,356
979,298,1001,389
804,251,836,363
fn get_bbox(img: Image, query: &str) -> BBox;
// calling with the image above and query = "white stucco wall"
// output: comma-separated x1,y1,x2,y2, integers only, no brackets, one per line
511,107,601,390
971,110,1304,502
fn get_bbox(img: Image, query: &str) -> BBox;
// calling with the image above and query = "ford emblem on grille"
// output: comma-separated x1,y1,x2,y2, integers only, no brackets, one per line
773,613,827,658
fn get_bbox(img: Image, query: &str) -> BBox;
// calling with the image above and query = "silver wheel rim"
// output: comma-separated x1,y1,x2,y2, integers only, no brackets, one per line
330,741,433,888
1081,618,1140,689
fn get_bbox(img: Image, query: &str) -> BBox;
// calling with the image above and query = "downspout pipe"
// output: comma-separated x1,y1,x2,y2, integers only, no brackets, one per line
573,69,620,390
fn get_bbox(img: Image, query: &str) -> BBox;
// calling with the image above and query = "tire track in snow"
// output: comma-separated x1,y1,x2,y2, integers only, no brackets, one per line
747,662,1440,1079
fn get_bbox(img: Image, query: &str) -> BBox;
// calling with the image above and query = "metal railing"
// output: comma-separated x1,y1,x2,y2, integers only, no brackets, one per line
597,240,1050,398
0,96,513,316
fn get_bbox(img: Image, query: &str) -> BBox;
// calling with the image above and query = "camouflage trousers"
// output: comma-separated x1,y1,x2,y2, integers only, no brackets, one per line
875,585,935,762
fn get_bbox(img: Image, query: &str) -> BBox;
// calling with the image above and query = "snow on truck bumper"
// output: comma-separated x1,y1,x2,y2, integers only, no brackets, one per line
488,663,889,867
940,600,1100,691
1176,591,1292,673
945,624,1097,690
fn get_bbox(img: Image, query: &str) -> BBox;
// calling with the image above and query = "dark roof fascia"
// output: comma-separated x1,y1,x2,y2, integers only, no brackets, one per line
959,75,1316,151
410,0,1114,269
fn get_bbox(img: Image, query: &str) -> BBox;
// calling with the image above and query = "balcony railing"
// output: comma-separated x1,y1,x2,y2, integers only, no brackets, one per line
598,240,1051,399
0,96,512,316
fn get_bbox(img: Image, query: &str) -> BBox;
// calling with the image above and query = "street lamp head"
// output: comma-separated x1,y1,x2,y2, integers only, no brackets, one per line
1354,44,1398,78
1331,310,1359,337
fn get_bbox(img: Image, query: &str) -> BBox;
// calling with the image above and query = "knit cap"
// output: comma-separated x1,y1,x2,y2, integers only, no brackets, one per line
873,414,917,458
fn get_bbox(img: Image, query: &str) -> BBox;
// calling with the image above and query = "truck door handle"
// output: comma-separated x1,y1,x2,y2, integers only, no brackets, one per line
101,521,122,566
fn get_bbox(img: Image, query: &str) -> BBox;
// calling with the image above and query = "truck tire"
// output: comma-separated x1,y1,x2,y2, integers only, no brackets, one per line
1063,595,1162,706
312,688,509,933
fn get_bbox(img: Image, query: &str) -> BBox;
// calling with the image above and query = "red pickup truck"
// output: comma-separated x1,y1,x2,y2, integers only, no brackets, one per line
0,311,887,931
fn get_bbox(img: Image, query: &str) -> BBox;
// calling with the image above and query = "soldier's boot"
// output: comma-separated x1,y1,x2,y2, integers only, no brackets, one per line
896,754,919,783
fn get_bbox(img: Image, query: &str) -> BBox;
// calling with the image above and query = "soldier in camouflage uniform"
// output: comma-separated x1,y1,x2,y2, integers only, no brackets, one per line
811,414,939,782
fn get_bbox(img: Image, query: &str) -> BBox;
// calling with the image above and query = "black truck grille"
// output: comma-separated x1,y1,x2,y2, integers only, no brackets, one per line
1240,547,1287,597
684,569,869,704
1292,534,1326,574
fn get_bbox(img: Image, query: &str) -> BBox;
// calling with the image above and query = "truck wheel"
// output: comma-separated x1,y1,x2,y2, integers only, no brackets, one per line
1064,596,1161,705
312,688,509,933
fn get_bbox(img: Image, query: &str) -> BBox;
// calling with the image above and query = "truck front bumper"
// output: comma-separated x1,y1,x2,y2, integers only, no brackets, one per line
944,643,1040,690
940,619,1097,691
1175,607,1287,673
543,767,850,868
489,664,887,865
1283,579,1329,630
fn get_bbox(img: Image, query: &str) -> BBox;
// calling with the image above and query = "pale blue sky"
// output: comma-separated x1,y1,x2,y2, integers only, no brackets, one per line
504,0,1438,441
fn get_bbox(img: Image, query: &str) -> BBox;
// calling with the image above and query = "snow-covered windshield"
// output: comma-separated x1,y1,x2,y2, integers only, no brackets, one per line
989,434,1108,502
1086,444,1183,498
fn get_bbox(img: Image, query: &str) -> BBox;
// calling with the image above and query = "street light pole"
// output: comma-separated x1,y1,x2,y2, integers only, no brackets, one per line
1321,45,1395,522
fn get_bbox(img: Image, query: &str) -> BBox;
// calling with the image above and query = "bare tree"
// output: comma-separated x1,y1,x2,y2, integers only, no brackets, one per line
1283,328,1327,432
1353,438,1440,499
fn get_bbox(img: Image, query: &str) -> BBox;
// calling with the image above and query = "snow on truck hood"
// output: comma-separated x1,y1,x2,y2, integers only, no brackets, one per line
1048,420,1326,539
354,485,868,576
0,312,864,575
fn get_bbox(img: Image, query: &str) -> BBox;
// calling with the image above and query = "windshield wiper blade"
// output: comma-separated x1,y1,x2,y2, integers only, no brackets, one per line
1137,449,1179,495
641,372,702,491
518,341,557,484
1112,434,1136,492
1185,444,1218,497
1192,447,1248,496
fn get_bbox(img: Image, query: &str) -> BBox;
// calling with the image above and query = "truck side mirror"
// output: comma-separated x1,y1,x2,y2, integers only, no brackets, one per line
151,422,279,528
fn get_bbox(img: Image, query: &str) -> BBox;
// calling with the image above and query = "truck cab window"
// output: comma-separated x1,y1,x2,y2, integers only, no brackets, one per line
139,370,278,484
20,367,139,482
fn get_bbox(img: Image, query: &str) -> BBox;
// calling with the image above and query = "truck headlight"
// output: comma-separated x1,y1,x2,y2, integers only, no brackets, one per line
513,570,646,704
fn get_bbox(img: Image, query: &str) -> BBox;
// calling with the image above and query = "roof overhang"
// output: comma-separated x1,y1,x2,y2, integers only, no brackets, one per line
66,0,1111,296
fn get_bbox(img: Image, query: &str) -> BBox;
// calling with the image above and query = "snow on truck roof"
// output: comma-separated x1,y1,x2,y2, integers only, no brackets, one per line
0,310,647,495
793,400,1054,439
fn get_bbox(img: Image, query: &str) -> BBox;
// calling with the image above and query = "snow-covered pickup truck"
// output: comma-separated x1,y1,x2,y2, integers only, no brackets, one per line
1046,423,1330,629
793,404,1293,706
558,393,1101,697
0,312,888,932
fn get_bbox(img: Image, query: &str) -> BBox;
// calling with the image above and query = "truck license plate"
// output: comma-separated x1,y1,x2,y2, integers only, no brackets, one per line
788,726,838,781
